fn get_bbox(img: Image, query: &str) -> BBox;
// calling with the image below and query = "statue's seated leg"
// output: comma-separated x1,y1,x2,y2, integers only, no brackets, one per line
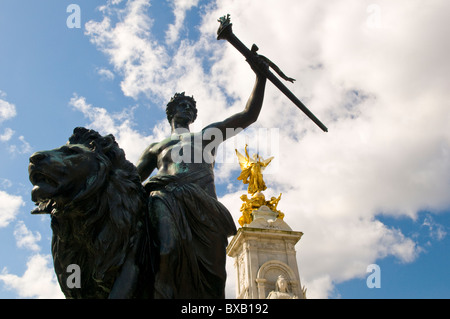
149,197,179,299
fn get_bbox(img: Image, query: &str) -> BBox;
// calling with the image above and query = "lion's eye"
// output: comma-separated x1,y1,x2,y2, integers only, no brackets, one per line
61,146,81,155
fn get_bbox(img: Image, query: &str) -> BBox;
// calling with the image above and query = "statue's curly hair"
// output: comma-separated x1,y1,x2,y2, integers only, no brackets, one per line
166,92,197,123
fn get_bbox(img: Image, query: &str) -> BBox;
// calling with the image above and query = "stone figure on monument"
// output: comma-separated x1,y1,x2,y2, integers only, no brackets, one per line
267,275,299,299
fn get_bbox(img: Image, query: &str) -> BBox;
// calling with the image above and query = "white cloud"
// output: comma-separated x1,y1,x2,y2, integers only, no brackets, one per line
84,0,229,119
0,190,24,228
0,254,63,299
85,0,172,100
70,94,119,135
0,98,16,123
210,0,450,297
82,0,450,298
97,67,115,80
8,135,32,155
302,275,335,299
165,0,199,44
0,178,12,188
422,215,447,241
69,94,162,164
14,221,42,252
0,127,14,142
0,93,32,154
0,96,17,144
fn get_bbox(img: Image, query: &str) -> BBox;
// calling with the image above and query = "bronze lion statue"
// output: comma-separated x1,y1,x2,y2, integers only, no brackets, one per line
28,127,153,298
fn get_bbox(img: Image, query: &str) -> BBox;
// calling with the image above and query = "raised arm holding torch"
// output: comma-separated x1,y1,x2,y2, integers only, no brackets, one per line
217,14,328,133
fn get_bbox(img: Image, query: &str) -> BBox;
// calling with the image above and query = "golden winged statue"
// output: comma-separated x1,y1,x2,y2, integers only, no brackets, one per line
235,145,284,226
235,144,274,195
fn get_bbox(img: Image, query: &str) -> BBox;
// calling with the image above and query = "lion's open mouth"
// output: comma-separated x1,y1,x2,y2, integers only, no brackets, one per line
29,171,59,188
29,171,60,215
29,169,60,206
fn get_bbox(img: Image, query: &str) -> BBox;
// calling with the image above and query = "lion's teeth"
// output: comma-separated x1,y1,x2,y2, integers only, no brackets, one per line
39,200,53,211
31,200,53,215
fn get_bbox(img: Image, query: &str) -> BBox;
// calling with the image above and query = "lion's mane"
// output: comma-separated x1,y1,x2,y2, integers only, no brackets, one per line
50,127,150,298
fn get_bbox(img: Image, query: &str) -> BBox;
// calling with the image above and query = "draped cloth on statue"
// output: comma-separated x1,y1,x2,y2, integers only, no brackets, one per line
144,170,237,298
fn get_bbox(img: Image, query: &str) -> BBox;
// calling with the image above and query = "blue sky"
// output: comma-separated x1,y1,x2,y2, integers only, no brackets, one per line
1,0,449,299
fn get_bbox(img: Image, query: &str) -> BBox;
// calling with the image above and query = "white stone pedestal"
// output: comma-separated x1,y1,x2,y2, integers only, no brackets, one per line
227,206,305,299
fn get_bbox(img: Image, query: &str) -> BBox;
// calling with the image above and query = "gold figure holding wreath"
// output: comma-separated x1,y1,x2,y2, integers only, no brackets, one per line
235,145,284,226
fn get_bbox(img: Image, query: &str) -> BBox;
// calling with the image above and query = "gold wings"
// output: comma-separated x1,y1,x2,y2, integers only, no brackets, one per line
235,144,274,195
235,144,273,171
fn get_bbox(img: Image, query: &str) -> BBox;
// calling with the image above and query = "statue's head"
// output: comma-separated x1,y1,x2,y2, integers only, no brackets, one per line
166,92,197,125
276,275,289,293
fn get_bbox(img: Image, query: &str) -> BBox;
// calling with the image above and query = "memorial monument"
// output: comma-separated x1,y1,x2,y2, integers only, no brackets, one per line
27,14,324,299
227,146,306,299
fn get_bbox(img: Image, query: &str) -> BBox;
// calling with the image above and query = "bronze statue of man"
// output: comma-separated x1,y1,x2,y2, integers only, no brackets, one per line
136,60,267,298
